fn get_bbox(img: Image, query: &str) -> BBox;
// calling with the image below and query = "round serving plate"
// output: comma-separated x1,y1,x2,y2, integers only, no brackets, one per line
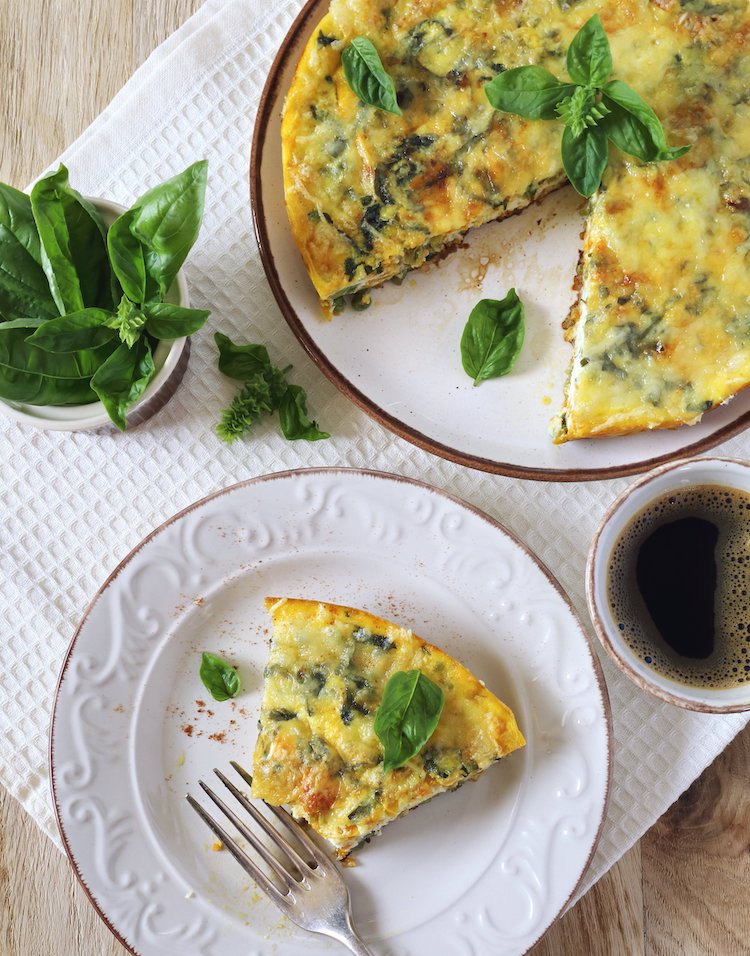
51,468,611,956
250,0,750,481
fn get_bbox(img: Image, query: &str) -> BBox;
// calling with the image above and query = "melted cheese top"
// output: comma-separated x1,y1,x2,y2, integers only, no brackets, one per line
252,598,524,854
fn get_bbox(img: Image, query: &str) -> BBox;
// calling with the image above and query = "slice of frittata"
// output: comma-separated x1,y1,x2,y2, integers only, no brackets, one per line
252,597,524,857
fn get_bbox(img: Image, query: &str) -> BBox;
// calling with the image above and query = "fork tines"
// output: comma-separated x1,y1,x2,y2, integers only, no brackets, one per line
186,761,375,956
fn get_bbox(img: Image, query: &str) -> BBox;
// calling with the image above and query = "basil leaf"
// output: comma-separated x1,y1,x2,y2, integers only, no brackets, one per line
128,160,208,299
25,309,115,352
0,182,44,265
342,37,402,115
460,289,525,385
602,81,691,162
30,165,113,314
278,384,330,441
143,302,210,340
90,337,155,430
485,66,575,120
561,123,609,197
0,318,112,405
566,14,612,87
199,652,241,702
0,222,60,321
107,209,147,304
215,331,273,380
374,669,444,772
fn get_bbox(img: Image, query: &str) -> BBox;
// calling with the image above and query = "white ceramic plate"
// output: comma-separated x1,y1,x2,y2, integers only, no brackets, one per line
51,469,611,956
250,0,750,481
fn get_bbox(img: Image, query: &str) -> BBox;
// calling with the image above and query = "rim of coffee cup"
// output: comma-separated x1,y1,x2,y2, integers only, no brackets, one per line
586,456,750,713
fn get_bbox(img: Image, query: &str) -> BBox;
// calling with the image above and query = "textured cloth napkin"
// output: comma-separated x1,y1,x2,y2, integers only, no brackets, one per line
2,0,748,908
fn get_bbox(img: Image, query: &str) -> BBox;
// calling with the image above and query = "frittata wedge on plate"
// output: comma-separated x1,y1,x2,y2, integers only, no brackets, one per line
281,0,750,442
252,598,524,857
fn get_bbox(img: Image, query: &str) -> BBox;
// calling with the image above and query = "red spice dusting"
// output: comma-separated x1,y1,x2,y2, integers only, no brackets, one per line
195,700,205,707
208,732,226,743
183,724,194,737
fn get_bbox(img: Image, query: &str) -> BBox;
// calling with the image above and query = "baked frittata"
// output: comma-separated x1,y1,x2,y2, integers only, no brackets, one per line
252,597,525,857
281,0,750,442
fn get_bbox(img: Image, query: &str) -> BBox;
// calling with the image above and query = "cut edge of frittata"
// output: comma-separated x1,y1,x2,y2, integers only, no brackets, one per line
251,597,525,857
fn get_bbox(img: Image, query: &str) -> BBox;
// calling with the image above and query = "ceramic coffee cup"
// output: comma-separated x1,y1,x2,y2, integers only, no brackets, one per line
587,456,750,712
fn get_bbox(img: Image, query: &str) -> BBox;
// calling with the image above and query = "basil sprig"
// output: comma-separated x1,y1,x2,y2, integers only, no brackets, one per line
342,37,402,115
461,289,525,385
215,332,330,444
374,669,444,772
485,15,690,196
0,162,210,428
199,651,241,702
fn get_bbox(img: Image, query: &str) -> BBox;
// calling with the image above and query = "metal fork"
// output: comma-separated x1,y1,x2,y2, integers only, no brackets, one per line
187,761,375,955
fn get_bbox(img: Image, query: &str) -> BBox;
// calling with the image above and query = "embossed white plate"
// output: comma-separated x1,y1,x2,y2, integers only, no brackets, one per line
51,469,611,956
251,0,750,481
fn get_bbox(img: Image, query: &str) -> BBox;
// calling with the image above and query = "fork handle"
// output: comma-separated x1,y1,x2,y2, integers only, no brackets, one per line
326,913,376,956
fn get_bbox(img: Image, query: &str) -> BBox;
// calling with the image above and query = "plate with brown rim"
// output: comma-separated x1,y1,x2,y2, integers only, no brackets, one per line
250,0,750,481
50,469,611,955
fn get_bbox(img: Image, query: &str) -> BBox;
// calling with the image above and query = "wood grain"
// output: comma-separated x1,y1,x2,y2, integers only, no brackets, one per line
1,1,749,954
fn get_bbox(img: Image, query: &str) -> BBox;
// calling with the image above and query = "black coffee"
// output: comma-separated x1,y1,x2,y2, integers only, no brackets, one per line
607,483,750,689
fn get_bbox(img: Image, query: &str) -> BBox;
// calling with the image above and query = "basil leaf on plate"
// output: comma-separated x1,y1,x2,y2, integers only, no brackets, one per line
0,182,44,265
30,165,114,314
0,184,60,321
601,80,691,162
199,651,241,702
566,13,612,87
485,66,575,120
342,37,402,115
460,289,525,385
25,308,116,352
90,336,156,430
107,209,147,304
129,160,208,299
278,384,330,441
143,302,210,340
374,669,444,772
0,318,111,405
561,123,609,197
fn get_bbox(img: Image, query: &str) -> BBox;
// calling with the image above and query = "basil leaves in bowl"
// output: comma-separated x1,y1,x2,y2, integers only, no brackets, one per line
0,161,210,431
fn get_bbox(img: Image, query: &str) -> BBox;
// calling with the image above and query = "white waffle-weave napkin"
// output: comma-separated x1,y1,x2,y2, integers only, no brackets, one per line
1,0,747,909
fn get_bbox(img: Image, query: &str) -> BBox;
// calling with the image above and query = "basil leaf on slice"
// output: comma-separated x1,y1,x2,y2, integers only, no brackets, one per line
215,331,274,381
107,209,147,304
143,302,210,340
278,384,330,441
485,66,575,120
460,289,525,385
374,669,444,773
199,652,241,702
601,80,691,162
129,160,208,299
561,123,609,197
566,14,612,88
342,37,402,115
0,318,112,405
90,337,155,430
25,308,115,352
30,165,114,314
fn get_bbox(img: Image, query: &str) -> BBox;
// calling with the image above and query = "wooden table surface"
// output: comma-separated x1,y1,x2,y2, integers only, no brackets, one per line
1,2,749,954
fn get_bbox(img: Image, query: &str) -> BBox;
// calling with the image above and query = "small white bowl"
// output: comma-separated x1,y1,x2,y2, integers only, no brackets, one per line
587,456,750,713
0,198,190,431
